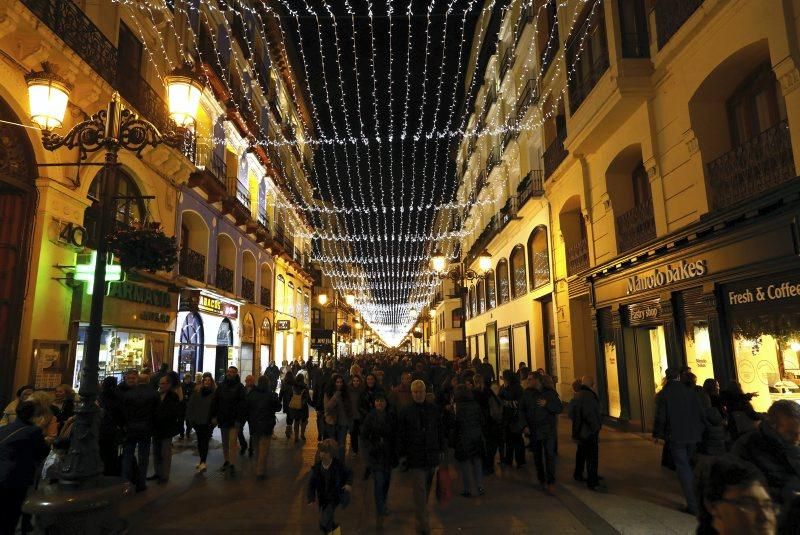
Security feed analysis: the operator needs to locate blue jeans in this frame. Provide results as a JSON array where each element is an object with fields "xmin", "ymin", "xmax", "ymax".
[
  {"xmin": 373, "ymin": 467, "xmax": 392, "ymax": 515},
  {"xmin": 669, "ymin": 442, "xmax": 697, "ymax": 511},
  {"xmin": 122, "ymin": 436, "xmax": 151, "ymax": 490}
]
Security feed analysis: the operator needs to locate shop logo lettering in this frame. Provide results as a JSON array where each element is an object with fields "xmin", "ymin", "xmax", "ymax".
[
  {"xmin": 728, "ymin": 282, "xmax": 800, "ymax": 305},
  {"xmin": 107, "ymin": 281, "xmax": 171, "ymax": 309},
  {"xmin": 626, "ymin": 260, "xmax": 707, "ymax": 295},
  {"xmin": 629, "ymin": 306, "xmax": 659, "ymax": 322}
]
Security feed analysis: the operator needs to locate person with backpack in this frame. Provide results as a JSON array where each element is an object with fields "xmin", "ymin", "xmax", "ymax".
[{"xmin": 286, "ymin": 375, "xmax": 311, "ymax": 443}]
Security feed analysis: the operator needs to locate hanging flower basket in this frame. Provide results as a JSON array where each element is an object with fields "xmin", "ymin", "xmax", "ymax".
[
  {"xmin": 107, "ymin": 222, "xmax": 178, "ymax": 273},
  {"xmin": 337, "ymin": 323, "xmax": 352, "ymax": 336}
]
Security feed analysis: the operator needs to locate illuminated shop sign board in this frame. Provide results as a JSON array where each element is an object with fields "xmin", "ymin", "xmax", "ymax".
[
  {"xmin": 626, "ymin": 259, "xmax": 707, "ymax": 295},
  {"xmin": 179, "ymin": 289, "xmax": 239, "ymax": 319},
  {"xmin": 727, "ymin": 277, "xmax": 800, "ymax": 306},
  {"xmin": 107, "ymin": 281, "xmax": 172, "ymax": 309},
  {"xmin": 198, "ymin": 295, "xmax": 239, "ymax": 319},
  {"xmin": 76, "ymin": 252, "xmax": 122, "ymax": 294},
  {"xmin": 627, "ymin": 299, "xmax": 660, "ymax": 325},
  {"xmin": 276, "ymin": 320, "xmax": 291, "ymax": 331}
]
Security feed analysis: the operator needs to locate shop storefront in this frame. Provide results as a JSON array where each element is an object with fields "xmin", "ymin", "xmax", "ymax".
[
  {"xmin": 174, "ymin": 289, "xmax": 240, "ymax": 381},
  {"xmin": 259, "ymin": 316, "xmax": 272, "ymax": 370},
  {"xmin": 70, "ymin": 279, "xmax": 177, "ymax": 389},
  {"xmin": 589, "ymin": 182, "xmax": 800, "ymax": 430}
]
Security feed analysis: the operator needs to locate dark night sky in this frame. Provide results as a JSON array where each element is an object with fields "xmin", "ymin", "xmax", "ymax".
[{"xmin": 276, "ymin": 0, "xmax": 490, "ymax": 331}]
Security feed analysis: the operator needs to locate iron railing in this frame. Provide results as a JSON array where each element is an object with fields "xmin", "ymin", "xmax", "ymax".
[
  {"xmin": 517, "ymin": 170, "xmax": 544, "ymax": 206},
  {"xmin": 707, "ymin": 120, "xmax": 795, "ymax": 211},
  {"xmin": 227, "ymin": 176, "xmax": 251, "ymax": 211},
  {"xmin": 515, "ymin": 4, "xmax": 535, "ymax": 49},
  {"xmin": 516, "ymin": 77, "xmax": 540, "ymax": 124},
  {"xmin": 216, "ymin": 265, "xmax": 234, "ymax": 293},
  {"xmin": 615, "ymin": 198, "xmax": 656, "ymax": 253},
  {"xmin": 116, "ymin": 69, "xmax": 172, "ymax": 136},
  {"xmin": 566, "ymin": 238, "xmax": 589, "ymax": 276},
  {"xmin": 487, "ymin": 146, "xmax": 501, "ymax": 175},
  {"xmin": 543, "ymin": 129, "xmax": 568, "ymax": 179},
  {"xmin": 653, "ymin": 0, "xmax": 704, "ymax": 49},
  {"xmin": 179, "ymin": 248, "xmax": 206, "ymax": 281},
  {"xmin": 567, "ymin": 12, "xmax": 609, "ymax": 114},
  {"xmin": 500, "ymin": 45, "xmax": 514, "ymax": 80},
  {"xmin": 241, "ymin": 277, "xmax": 255, "ymax": 301},
  {"xmin": 22, "ymin": 0, "xmax": 117, "ymax": 86}
]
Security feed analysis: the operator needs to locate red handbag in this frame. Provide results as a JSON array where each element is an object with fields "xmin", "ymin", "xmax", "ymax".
[{"xmin": 436, "ymin": 466, "xmax": 453, "ymax": 505}]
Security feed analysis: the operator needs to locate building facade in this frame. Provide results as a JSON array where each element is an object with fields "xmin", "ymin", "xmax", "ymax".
[
  {"xmin": 454, "ymin": 0, "xmax": 800, "ymax": 420},
  {"xmin": 0, "ymin": 0, "xmax": 314, "ymax": 401}
]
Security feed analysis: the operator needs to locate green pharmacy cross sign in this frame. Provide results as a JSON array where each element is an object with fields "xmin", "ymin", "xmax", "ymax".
[{"xmin": 75, "ymin": 251, "xmax": 123, "ymax": 294}]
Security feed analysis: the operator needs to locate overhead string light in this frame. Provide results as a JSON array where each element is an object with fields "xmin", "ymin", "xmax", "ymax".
[{"xmin": 124, "ymin": 0, "xmax": 599, "ymax": 344}]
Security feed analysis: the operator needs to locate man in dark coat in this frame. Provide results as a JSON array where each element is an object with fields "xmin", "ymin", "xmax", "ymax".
[
  {"xmin": 212, "ymin": 366, "xmax": 247, "ymax": 476},
  {"xmin": 732, "ymin": 399, "xmax": 800, "ymax": 505},
  {"xmin": 571, "ymin": 376, "xmax": 603, "ymax": 490},
  {"xmin": 518, "ymin": 372, "xmax": 562, "ymax": 494},
  {"xmin": 653, "ymin": 367, "xmax": 706, "ymax": 514},
  {"xmin": 398, "ymin": 380, "xmax": 445, "ymax": 535},
  {"xmin": 360, "ymin": 392, "xmax": 397, "ymax": 526},
  {"xmin": 453, "ymin": 385, "xmax": 485, "ymax": 497},
  {"xmin": 0, "ymin": 401, "xmax": 50, "ymax": 534},
  {"xmin": 150, "ymin": 375, "xmax": 181, "ymax": 483},
  {"xmin": 247, "ymin": 376, "xmax": 280, "ymax": 479},
  {"xmin": 265, "ymin": 361, "xmax": 281, "ymax": 391},
  {"xmin": 121, "ymin": 371, "xmax": 159, "ymax": 492}
]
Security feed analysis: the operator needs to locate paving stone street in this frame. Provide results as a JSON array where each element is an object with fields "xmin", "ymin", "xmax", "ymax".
[{"xmin": 122, "ymin": 412, "xmax": 696, "ymax": 534}]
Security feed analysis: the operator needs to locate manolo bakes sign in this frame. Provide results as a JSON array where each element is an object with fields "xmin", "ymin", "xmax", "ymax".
[{"xmin": 626, "ymin": 259, "xmax": 708, "ymax": 295}]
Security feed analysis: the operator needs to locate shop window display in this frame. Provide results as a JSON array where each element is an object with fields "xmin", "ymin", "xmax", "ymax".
[
  {"xmin": 603, "ymin": 341, "xmax": 622, "ymax": 418},
  {"xmin": 73, "ymin": 326, "xmax": 167, "ymax": 389},
  {"xmin": 684, "ymin": 321, "xmax": 716, "ymax": 386},
  {"xmin": 730, "ymin": 317, "xmax": 800, "ymax": 412}
]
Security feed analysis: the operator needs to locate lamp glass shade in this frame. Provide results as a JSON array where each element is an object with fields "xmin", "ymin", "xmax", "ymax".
[
  {"xmin": 165, "ymin": 72, "xmax": 203, "ymax": 128},
  {"xmin": 345, "ymin": 294, "xmax": 356, "ymax": 306},
  {"xmin": 318, "ymin": 294, "xmax": 329, "ymax": 305},
  {"xmin": 478, "ymin": 252, "xmax": 492, "ymax": 274},
  {"xmin": 429, "ymin": 310, "xmax": 436, "ymax": 319},
  {"xmin": 27, "ymin": 76, "xmax": 69, "ymax": 131},
  {"xmin": 431, "ymin": 254, "xmax": 447, "ymax": 273}
]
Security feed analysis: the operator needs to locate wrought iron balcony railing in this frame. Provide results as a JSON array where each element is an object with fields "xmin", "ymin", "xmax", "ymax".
[
  {"xmin": 653, "ymin": 0, "xmax": 704, "ymax": 50},
  {"xmin": 540, "ymin": 38, "xmax": 559, "ymax": 77},
  {"xmin": 567, "ymin": 15, "xmax": 610, "ymax": 114},
  {"xmin": 22, "ymin": 0, "xmax": 117, "ymax": 86},
  {"xmin": 516, "ymin": 77, "xmax": 540, "ymax": 124},
  {"xmin": 517, "ymin": 170, "xmax": 544, "ymax": 206},
  {"xmin": 543, "ymin": 129, "xmax": 568, "ymax": 179},
  {"xmin": 241, "ymin": 277, "xmax": 255, "ymax": 301},
  {"xmin": 226, "ymin": 176, "xmax": 251, "ymax": 211},
  {"xmin": 566, "ymin": 238, "xmax": 589, "ymax": 276},
  {"xmin": 500, "ymin": 46, "xmax": 514, "ymax": 80},
  {"xmin": 116, "ymin": 69, "xmax": 172, "ymax": 136},
  {"xmin": 707, "ymin": 120, "xmax": 795, "ymax": 211},
  {"xmin": 486, "ymin": 146, "xmax": 501, "ymax": 175},
  {"xmin": 216, "ymin": 265, "xmax": 234, "ymax": 293},
  {"xmin": 615, "ymin": 198, "xmax": 656, "ymax": 254},
  {"xmin": 515, "ymin": 4, "xmax": 535, "ymax": 48},
  {"xmin": 179, "ymin": 248, "xmax": 206, "ymax": 282}
]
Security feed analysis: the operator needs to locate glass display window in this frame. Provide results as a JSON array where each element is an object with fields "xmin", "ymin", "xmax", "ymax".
[
  {"xmin": 684, "ymin": 321, "xmax": 716, "ymax": 386},
  {"xmin": 731, "ymin": 327, "xmax": 800, "ymax": 412},
  {"xmin": 603, "ymin": 341, "xmax": 622, "ymax": 418},
  {"xmin": 498, "ymin": 327, "xmax": 511, "ymax": 372},
  {"xmin": 73, "ymin": 325, "xmax": 168, "ymax": 389}
]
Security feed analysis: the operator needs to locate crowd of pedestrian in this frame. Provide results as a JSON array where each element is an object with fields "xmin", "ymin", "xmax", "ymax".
[
  {"xmin": 652, "ymin": 366, "xmax": 800, "ymax": 535},
  {"xmin": 1, "ymin": 353, "xmax": 798, "ymax": 534}
]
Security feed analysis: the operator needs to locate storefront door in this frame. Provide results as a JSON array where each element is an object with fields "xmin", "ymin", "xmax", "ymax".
[
  {"xmin": 622, "ymin": 325, "xmax": 668, "ymax": 432},
  {"xmin": 216, "ymin": 318, "xmax": 233, "ymax": 381},
  {"xmin": 178, "ymin": 312, "xmax": 204, "ymax": 377}
]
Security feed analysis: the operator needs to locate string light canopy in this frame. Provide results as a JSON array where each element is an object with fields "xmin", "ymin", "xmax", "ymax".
[{"xmin": 125, "ymin": 0, "xmax": 600, "ymax": 346}]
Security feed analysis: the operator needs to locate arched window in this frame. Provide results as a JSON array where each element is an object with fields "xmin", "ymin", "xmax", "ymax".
[
  {"xmin": 496, "ymin": 259, "xmax": 510, "ymax": 305},
  {"xmin": 510, "ymin": 245, "xmax": 527, "ymax": 298},
  {"xmin": 476, "ymin": 279, "xmax": 485, "ymax": 314},
  {"xmin": 86, "ymin": 169, "xmax": 145, "ymax": 232},
  {"xmin": 528, "ymin": 226, "xmax": 550, "ymax": 289},
  {"xmin": 485, "ymin": 271, "xmax": 496, "ymax": 309},
  {"xmin": 276, "ymin": 275, "xmax": 285, "ymax": 313}
]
